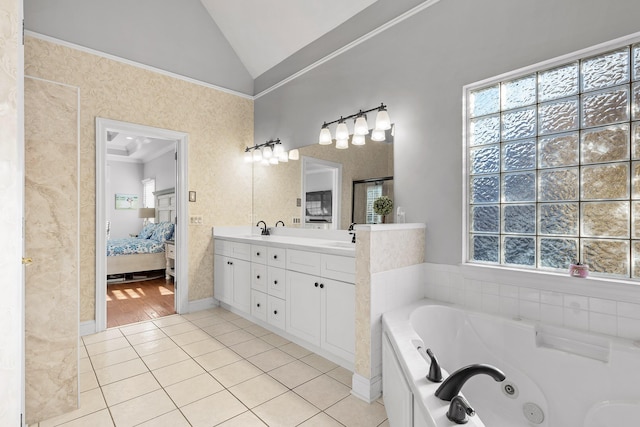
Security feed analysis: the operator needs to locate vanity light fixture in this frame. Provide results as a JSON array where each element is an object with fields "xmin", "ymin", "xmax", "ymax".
[
  {"xmin": 318, "ymin": 103, "xmax": 391, "ymax": 149},
  {"xmin": 244, "ymin": 139, "xmax": 299, "ymax": 165}
]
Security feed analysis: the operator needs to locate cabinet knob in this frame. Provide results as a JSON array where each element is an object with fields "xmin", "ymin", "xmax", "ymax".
[
  {"xmin": 229, "ymin": 261, "xmax": 233, "ymax": 265},
  {"xmin": 257, "ymin": 275, "xmax": 261, "ymax": 279},
  {"xmin": 256, "ymin": 252, "xmax": 260, "ymax": 256},
  {"xmin": 314, "ymin": 282, "xmax": 319, "ymax": 287},
  {"xmin": 320, "ymin": 283, "xmax": 324, "ymax": 289},
  {"xmin": 257, "ymin": 303, "xmax": 261, "ymax": 307},
  {"xmin": 273, "ymin": 310, "xmax": 278, "ymax": 315},
  {"xmin": 274, "ymin": 280, "xmax": 278, "ymax": 285},
  {"xmin": 273, "ymin": 255, "xmax": 278, "ymax": 259}
]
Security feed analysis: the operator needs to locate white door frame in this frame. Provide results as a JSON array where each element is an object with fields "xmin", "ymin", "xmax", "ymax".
[
  {"xmin": 95, "ymin": 118, "xmax": 189, "ymax": 332},
  {"xmin": 301, "ymin": 156, "xmax": 342, "ymax": 229}
]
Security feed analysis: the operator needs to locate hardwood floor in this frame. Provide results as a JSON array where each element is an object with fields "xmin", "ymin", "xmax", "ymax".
[{"xmin": 106, "ymin": 277, "xmax": 175, "ymax": 327}]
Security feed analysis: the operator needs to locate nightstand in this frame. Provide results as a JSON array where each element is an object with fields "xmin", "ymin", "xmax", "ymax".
[{"xmin": 165, "ymin": 240, "xmax": 175, "ymax": 280}]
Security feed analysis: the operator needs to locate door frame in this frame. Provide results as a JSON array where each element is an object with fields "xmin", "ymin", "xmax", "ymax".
[
  {"xmin": 301, "ymin": 156, "xmax": 342, "ymax": 229},
  {"xmin": 95, "ymin": 118, "xmax": 189, "ymax": 331}
]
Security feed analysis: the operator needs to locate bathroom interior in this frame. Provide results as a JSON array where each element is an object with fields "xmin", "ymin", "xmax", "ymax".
[{"xmin": 4, "ymin": 0, "xmax": 640, "ymax": 426}]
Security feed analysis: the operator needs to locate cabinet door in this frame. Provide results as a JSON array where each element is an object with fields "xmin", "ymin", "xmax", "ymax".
[
  {"xmin": 267, "ymin": 267, "xmax": 286, "ymax": 299},
  {"xmin": 286, "ymin": 271, "xmax": 321, "ymax": 345},
  {"xmin": 321, "ymin": 278, "xmax": 355, "ymax": 361},
  {"xmin": 251, "ymin": 290, "xmax": 268, "ymax": 322},
  {"xmin": 267, "ymin": 296, "xmax": 286, "ymax": 330},
  {"xmin": 252, "ymin": 263, "xmax": 267, "ymax": 293},
  {"xmin": 214, "ymin": 254, "xmax": 231, "ymax": 304},
  {"xmin": 230, "ymin": 258, "xmax": 251, "ymax": 313}
]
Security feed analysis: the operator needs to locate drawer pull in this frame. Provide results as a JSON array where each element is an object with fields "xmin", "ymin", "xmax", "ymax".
[
  {"xmin": 273, "ymin": 280, "xmax": 278, "ymax": 285},
  {"xmin": 257, "ymin": 275, "xmax": 261, "ymax": 279},
  {"xmin": 320, "ymin": 283, "xmax": 324, "ymax": 289},
  {"xmin": 257, "ymin": 303, "xmax": 261, "ymax": 307},
  {"xmin": 273, "ymin": 255, "xmax": 278, "ymax": 259},
  {"xmin": 273, "ymin": 310, "xmax": 278, "ymax": 315},
  {"xmin": 256, "ymin": 252, "xmax": 261, "ymax": 256},
  {"xmin": 314, "ymin": 282, "xmax": 319, "ymax": 287}
]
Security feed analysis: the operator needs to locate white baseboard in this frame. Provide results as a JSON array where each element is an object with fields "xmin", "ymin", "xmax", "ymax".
[
  {"xmin": 351, "ymin": 373, "xmax": 382, "ymax": 403},
  {"xmin": 80, "ymin": 320, "xmax": 96, "ymax": 337},
  {"xmin": 188, "ymin": 297, "xmax": 217, "ymax": 313}
]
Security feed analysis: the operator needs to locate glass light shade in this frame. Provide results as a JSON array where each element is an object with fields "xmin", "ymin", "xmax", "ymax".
[
  {"xmin": 253, "ymin": 149, "xmax": 263, "ymax": 162},
  {"xmin": 371, "ymin": 128, "xmax": 386, "ymax": 141},
  {"xmin": 273, "ymin": 144, "xmax": 284, "ymax": 156},
  {"xmin": 261, "ymin": 158, "xmax": 270, "ymax": 166},
  {"xmin": 244, "ymin": 151, "xmax": 253, "ymax": 162},
  {"xmin": 278, "ymin": 151, "xmax": 289, "ymax": 162},
  {"xmin": 262, "ymin": 146, "xmax": 273, "ymax": 158},
  {"xmin": 354, "ymin": 116, "xmax": 369, "ymax": 135},
  {"xmin": 375, "ymin": 109, "xmax": 391, "ymax": 130},
  {"xmin": 351, "ymin": 134, "xmax": 366, "ymax": 145},
  {"xmin": 336, "ymin": 138, "xmax": 349, "ymax": 149},
  {"xmin": 335, "ymin": 122, "xmax": 349, "ymax": 140},
  {"xmin": 269, "ymin": 156, "xmax": 279, "ymax": 165},
  {"xmin": 319, "ymin": 127, "xmax": 333, "ymax": 145},
  {"xmin": 288, "ymin": 149, "xmax": 300, "ymax": 160}
]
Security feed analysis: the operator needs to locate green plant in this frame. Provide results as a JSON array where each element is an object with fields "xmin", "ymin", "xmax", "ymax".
[{"xmin": 373, "ymin": 196, "xmax": 393, "ymax": 216}]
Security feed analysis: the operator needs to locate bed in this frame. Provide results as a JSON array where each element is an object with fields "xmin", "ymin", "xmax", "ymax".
[{"xmin": 106, "ymin": 221, "xmax": 174, "ymax": 276}]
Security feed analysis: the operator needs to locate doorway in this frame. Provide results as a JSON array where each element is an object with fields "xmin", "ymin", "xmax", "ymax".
[
  {"xmin": 96, "ymin": 118, "xmax": 189, "ymax": 332},
  {"xmin": 302, "ymin": 156, "xmax": 342, "ymax": 229}
]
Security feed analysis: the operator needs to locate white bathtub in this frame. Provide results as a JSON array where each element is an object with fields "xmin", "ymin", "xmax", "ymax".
[{"xmin": 382, "ymin": 299, "xmax": 640, "ymax": 427}]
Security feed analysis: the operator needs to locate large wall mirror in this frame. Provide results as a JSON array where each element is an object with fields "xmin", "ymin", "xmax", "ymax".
[{"xmin": 252, "ymin": 131, "xmax": 394, "ymax": 230}]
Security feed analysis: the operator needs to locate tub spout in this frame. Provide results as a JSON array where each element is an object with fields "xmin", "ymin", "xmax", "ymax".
[{"xmin": 435, "ymin": 364, "xmax": 506, "ymax": 401}]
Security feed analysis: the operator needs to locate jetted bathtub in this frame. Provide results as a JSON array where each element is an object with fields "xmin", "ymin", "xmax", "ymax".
[{"xmin": 382, "ymin": 299, "xmax": 640, "ymax": 427}]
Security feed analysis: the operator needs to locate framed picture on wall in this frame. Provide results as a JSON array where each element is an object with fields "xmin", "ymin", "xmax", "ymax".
[{"xmin": 115, "ymin": 194, "xmax": 139, "ymax": 210}]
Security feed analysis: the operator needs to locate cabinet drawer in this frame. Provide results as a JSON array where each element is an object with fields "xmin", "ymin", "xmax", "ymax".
[
  {"xmin": 268, "ymin": 296, "xmax": 286, "ymax": 330},
  {"xmin": 251, "ymin": 263, "xmax": 267, "ymax": 292},
  {"xmin": 267, "ymin": 267, "xmax": 286, "ymax": 299},
  {"xmin": 252, "ymin": 245, "xmax": 268, "ymax": 264},
  {"xmin": 251, "ymin": 290, "xmax": 267, "ymax": 322},
  {"xmin": 165, "ymin": 243, "xmax": 175, "ymax": 258},
  {"xmin": 214, "ymin": 239, "xmax": 251, "ymax": 261},
  {"xmin": 268, "ymin": 247, "xmax": 286, "ymax": 268},
  {"xmin": 321, "ymin": 254, "xmax": 355, "ymax": 283},
  {"xmin": 286, "ymin": 249, "xmax": 321, "ymax": 275}
]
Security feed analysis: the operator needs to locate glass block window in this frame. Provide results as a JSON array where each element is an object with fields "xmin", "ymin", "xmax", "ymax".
[{"xmin": 466, "ymin": 42, "xmax": 640, "ymax": 279}]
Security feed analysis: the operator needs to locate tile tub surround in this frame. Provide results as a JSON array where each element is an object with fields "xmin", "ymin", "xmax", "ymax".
[
  {"xmin": 29, "ymin": 307, "xmax": 389, "ymax": 427},
  {"xmin": 424, "ymin": 263, "xmax": 640, "ymax": 341}
]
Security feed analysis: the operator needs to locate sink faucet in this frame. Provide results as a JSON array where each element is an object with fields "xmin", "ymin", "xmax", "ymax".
[
  {"xmin": 256, "ymin": 220, "xmax": 270, "ymax": 236},
  {"xmin": 435, "ymin": 364, "xmax": 505, "ymax": 401},
  {"xmin": 348, "ymin": 222, "xmax": 356, "ymax": 243},
  {"xmin": 275, "ymin": 220, "xmax": 285, "ymax": 227}
]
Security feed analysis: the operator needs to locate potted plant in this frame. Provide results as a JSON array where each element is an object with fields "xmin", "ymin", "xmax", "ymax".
[{"xmin": 373, "ymin": 196, "xmax": 393, "ymax": 223}]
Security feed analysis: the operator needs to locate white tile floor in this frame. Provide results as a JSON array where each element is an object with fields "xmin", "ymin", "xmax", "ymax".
[{"xmin": 30, "ymin": 307, "xmax": 389, "ymax": 427}]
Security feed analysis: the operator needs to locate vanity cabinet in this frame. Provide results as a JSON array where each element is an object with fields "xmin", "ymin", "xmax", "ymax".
[
  {"xmin": 214, "ymin": 240, "xmax": 251, "ymax": 312},
  {"xmin": 286, "ymin": 249, "xmax": 355, "ymax": 361},
  {"xmin": 250, "ymin": 244, "xmax": 287, "ymax": 330}
]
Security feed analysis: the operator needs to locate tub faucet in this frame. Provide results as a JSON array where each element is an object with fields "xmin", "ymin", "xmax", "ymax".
[
  {"xmin": 348, "ymin": 222, "xmax": 356, "ymax": 243},
  {"xmin": 275, "ymin": 220, "xmax": 285, "ymax": 227},
  {"xmin": 435, "ymin": 364, "xmax": 506, "ymax": 401},
  {"xmin": 256, "ymin": 220, "xmax": 270, "ymax": 236},
  {"xmin": 426, "ymin": 348, "xmax": 442, "ymax": 382},
  {"xmin": 447, "ymin": 395, "xmax": 475, "ymax": 424}
]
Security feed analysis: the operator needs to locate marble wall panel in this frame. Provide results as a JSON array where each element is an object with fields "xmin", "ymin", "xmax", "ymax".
[
  {"xmin": 24, "ymin": 77, "xmax": 79, "ymax": 423},
  {"xmin": 25, "ymin": 36, "xmax": 254, "ymax": 321}
]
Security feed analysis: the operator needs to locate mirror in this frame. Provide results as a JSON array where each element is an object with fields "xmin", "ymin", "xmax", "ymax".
[
  {"xmin": 252, "ymin": 133, "xmax": 393, "ymax": 229},
  {"xmin": 352, "ymin": 176, "xmax": 394, "ymax": 224}
]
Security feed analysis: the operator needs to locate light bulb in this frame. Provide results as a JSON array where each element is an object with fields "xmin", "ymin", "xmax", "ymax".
[
  {"xmin": 351, "ymin": 134, "xmax": 366, "ymax": 145},
  {"xmin": 262, "ymin": 146, "xmax": 273, "ymax": 158},
  {"xmin": 253, "ymin": 149, "xmax": 262, "ymax": 162},
  {"xmin": 270, "ymin": 156, "xmax": 279, "ymax": 165},
  {"xmin": 375, "ymin": 108, "xmax": 391, "ymax": 130},
  {"xmin": 371, "ymin": 128, "xmax": 386, "ymax": 141},
  {"xmin": 354, "ymin": 116, "xmax": 369, "ymax": 135},
  {"xmin": 319, "ymin": 127, "xmax": 332, "ymax": 145},
  {"xmin": 244, "ymin": 151, "xmax": 253, "ymax": 162},
  {"xmin": 279, "ymin": 151, "xmax": 289, "ymax": 162},
  {"xmin": 336, "ymin": 138, "xmax": 349, "ymax": 149},
  {"xmin": 273, "ymin": 144, "xmax": 284, "ymax": 156},
  {"xmin": 288, "ymin": 149, "xmax": 300, "ymax": 160},
  {"xmin": 335, "ymin": 121, "xmax": 349, "ymax": 140},
  {"xmin": 261, "ymin": 158, "xmax": 270, "ymax": 166}
]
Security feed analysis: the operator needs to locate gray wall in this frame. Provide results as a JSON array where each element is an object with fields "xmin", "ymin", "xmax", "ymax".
[
  {"xmin": 107, "ymin": 161, "xmax": 143, "ymax": 239},
  {"xmin": 254, "ymin": 0, "xmax": 640, "ymax": 265},
  {"xmin": 144, "ymin": 149, "xmax": 176, "ymax": 193},
  {"xmin": 24, "ymin": 0, "xmax": 254, "ymax": 94}
]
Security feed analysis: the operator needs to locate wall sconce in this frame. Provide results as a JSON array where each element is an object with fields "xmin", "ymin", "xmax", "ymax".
[
  {"xmin": 319, "ymin": 103, "xmax": 392, "ymax": 148},
  {"xmin": 244, "ymin": 139, "xmax": 299, "ymax": 166}
]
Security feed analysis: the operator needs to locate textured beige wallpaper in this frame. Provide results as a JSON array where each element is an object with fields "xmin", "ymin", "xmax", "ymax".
[
  {"xmin": 253, "ymin": 140, "xmax": 393, "ymax": 229},
  {"xmin": 25, "ymin": 36, "xmax": 254, "ymax": 321}
]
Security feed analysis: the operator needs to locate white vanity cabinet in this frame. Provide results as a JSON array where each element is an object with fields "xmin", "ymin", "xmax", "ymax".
[
  {"xmin": 214, "ymin": 240, "xmax": 251, "ymax": 312},
  {"xmin": 286, "ymin": 249, "xmax": 355, "ymax": 361}
]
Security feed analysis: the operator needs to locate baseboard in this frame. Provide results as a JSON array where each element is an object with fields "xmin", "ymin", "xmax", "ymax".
[
  {"xmin": 188, "ymin": 297, "xmax": 216, "ymax": 313},
  {"xmin": 79, "ymin": 320, "xmax": 96, "ymax": 337},
  {"xmin": 351, "ymin": 373, "xmax": 382, "ymax": 403}
]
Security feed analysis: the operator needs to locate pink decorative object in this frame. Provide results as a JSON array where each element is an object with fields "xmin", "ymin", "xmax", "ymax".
[{"xmin": 569, "ymin": 263, "xmax": 589, "ymax": 278}]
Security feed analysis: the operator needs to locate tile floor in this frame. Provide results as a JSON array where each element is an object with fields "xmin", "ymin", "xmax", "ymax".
[{"xmin": 30, "ymin": 307, "xmax": 389, "ymax": 427}]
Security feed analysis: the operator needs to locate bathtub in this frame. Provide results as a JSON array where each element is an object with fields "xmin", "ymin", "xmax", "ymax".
[{"xmin": 382, "ymin": 299, "xmax": 640, "ymax": 427}]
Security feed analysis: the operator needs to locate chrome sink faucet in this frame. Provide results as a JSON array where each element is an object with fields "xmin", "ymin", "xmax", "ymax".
[
  {"xmin": 435, "ymin": 364, "xmax": 506, "ymax": 424},
  {"xmin": 256, "ymin": 220, "xmax": 270, "ymax": 236}
]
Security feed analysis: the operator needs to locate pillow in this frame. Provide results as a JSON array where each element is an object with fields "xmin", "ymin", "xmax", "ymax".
[
  {"xmin": 150, "ymin": 222, "xmax": 175, "ymax": 242},
  {"xmin": 138, "ymin": 223, "xmax": 157, "ymax": 239}
]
